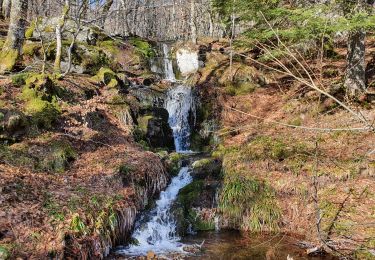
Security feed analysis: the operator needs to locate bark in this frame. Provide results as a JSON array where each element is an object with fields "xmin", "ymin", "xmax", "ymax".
[
  {"xmin": 120, "ymin": 0, "xmax": 130, "ymax": 36},
  {"xmin": 101, "ymin": 0, "xmax": 113, "ymax": 29},
  {"xmin": 190, "ymin": 0, "xmax": 197, "ymax": 44},
  {"xmin": 344, "ymin": 30, "xmax": 366, "ymax": 96},
  {"xmin": 0, "ymin": 0, "xmax": 28, "ymax": 73},
  {"xmin": 2, "ymin": 0, "xmax": 11, "ymax": 18},
  {"xmin": 54, "ymin": 0, "xmax": 70, "ymax": 73}
]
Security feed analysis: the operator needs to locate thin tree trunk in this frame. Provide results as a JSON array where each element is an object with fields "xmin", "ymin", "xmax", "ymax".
[
  {"xmin": 120, "ymin": 0, "xmax": 130, "ymax": 36},
  {"xmin": 2, "ymin": 0, "xmax": 11, "ymax": 19},
  {"xmin": 0, "ymin": 0, "xmax": 28, "ymax": 73},
  {"xmin": 190, "ymin": 0, "xmax": 197, "ymax": 44},
  {"xmin": 54, "ymin": 0, "xmax": 70, "ymax": 73},
  {"xmin": 344, "ymin": 30, "xmax": 366, "ymax": 96},
  {"xmin": 101, "ymin": 0, "xmax": 113, "ymax": 29}
]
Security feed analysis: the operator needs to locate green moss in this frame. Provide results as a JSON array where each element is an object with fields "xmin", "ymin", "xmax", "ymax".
[
  {"xmin": 188, "ymin": 209, "xmax": 215, "ymax": 231},
  {"xmin": 38, "ymin": 140, "xmax": 76, "ymax": 173},
  {"xmin": 91, "ymin": 67, "xmax": 120, "ymax": 88},
  {"xmin": 0, "ymin": 144, "xmax": 35, "ymax": 168},
  {"xmin": 24, "ymin": 97, "xmax": 60, "ymax": 129},
  {"xmin": 0, "ymin": 49, "xmax": 19, "ymax": 73},
  {"xmin": 287, "ymin": 117, "xmax": 302, "ymax": 127},
  {"xmin": 119, "ymin": 164, "xmax": 133, "ymax": 176},
  {"xmin": 224, "ymin": 82, "xmax": 257, "ymax": 96},
  {"xmin": 192, "ymin": 158, "xmax": 212, "ymax": 169},
  {"xmin": 129, "ymin": 38, "xmax": 156, "ymax": 58},
  {"xmin": 21, "ymin": 73, "xmax": 64, "ymax": 101},
  {"xmin": 25, "ymin": 21, "xmax": 36, "ymax": 39},
  {"xmin": 138, "ymin": 115, "xmax": 153, "ymax": 133},
  {"xmin": 0, "ymin": 245, "xmax": 10, "ymax": 260},
  {"xmin": 166, "ymin": 152, "xmax": 183, "ymax": 176},
  {"xmin": 0, "ymin": 112, "xmax": 4, "ymax": 121},
  {"xmin": 0, "ymin": 40, "xmax": 5, "ymax": 49},
  {"xmin": 178, "ymin": 180, "xmax": 204, "ymax": 207},
  {"xmin": 99, "ymin": 40, "xmax": 120, "ymax": 56},
  {"xmin": 11, "ymin": 73, "xmax": 29, "ymax": 87},
  {"xmin": 81, "ymin": 50, "xmax": 110, "ymax": 75},
  {"xmin": 22, "ymin": 42, "xmax": 40, "ymax": 56}
]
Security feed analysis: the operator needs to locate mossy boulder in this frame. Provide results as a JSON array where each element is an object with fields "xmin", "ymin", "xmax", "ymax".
[
  {"xmin": 11, "ymin": 73, "xmax": 30, "ymax": 87},
  {"xmin": 0, "ymin": 109, "xmax": 29, "ymax": 141},
  {"xmin": 34, "ymin": 140, "xmax": 76, "ymax": 173},
  {"xmin": 24, "ymin": 97, "xmax": 60, "ymax": 129},
  {"xmin": 23, "ymin": 73, "xmax": 64, "ymax": 100},
  {"xmin": 173, "ymin": 180, "xmax": 218, "ymax": 234},
  {"xmin": 0, "ymin": 48, "xmax": 19, "ymax": 74},
  {"xmin": 91, "ymin": 67, "xmax": 128, "ymax": 91},
  {"xmin": 165, "ymin": 152, "xmax": 183, "ymax": 176},
  {"xmin": 191, "ymin": 157, "xmax": 222, "ymax": 179},
  {"xmin": 25, "ymin": 21, "xmax": 36, "ymax": 39},
  {"xmin": 136, "ymin": 108, "xmax": 174, "ymax": 151}
]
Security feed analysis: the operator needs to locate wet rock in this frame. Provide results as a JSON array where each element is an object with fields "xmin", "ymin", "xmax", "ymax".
[
  {"xmin": 191, "ymin": 158, "xmax": 222, "ymax": 179},
  {"xmin": 136, "ymin": 106, "xmax": 174, "ymax": 151}
]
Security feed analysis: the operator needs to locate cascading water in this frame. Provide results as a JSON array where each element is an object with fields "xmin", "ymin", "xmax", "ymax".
[
  {"xmin": 118, "ymin": 167, "xmax": 192, "ymax": 255},
  {"xmin": 117, "ymin": 43, "xmax": 196, "ymax": 257},
  {"xmin": 165, "ymin": 85, "xmax": 195, "ymax": 152},
  {"xmin": 162, "ymin": 43, "xmax": 176, "ymax": 81}
]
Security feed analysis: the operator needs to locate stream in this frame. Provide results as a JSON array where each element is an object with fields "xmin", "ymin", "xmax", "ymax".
[{"xmin": 113, "ymin": 43, "xmax": 335, "ymax": 260}]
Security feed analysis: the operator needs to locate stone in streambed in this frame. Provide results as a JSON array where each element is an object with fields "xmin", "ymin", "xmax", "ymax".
[{"xmin": 191, "ymin": 157, "xmax": 222, "ymax": 179}]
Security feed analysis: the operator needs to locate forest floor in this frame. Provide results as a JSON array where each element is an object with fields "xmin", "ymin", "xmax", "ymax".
[
  {"xmin": 196, "ymin": 37, "xmax": 375, "ymax": 258},
  {"xmin": 0, "ymin": 73, "xmax": 170, "ymax": 258}
]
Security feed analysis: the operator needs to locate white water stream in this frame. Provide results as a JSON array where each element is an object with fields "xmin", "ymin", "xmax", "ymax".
[
  {"xmin": 117, "ymin": 43, "xmax": 196, "ymax": 256},
  {"xmin": 119, "ymin": 167, "xmax": 192, "ymax": 255}
]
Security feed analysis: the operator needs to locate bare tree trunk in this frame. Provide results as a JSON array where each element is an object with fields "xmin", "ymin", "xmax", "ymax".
[
  {"xmin": 54, "ymin": 0, "xmax": 70, "ymax": 73},
  {"xmin": 131, "ymin": 0, "xmax": 139, "ymax": 35},
  {"xmin": 101, "ymin": 0, "xmax": 113, "ymax": 29},
  {"xmin": 0, "ymin": 0, "xmax": 28, "ymax": 73},
  {"xmin": 120, "ymin": 0, "xmax": 130, "ymax": 36},
  {"xmin": 344, "ymin": 30, "xmax": 366, "ymax": 96},
  {"xmin": 190, "ymin": 0, "xmax": 197, "ymax": 44},
  {"xmin": 2, "ymin": 0, "xmax": 11, "ymax": 19}
]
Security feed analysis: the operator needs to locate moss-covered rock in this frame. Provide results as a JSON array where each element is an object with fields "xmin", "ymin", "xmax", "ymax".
[
  {"xmin": 165, "ymin": 152, "xmax": 183, "ymax": 176},
  {"xmin": 191, "ymin": 157, "xmax": 222, "ymax": 179},
  {"xmin": 0, "ymin": 48, "xmax": 19, "ymax": 74},
  {"xmin": 36, "ymin": 140, "xmax": 76, "ymax": 173},
  {"xmin": 0, "ymin": 109, "xmax": 29, "ymax": 141},
  {"xmin": 135, "ymin": 108, "xmax": 174, "ymax": 151},
  {"xmin": 25, "ymin": 21, "xmax": 36, "ymax": 39},
  {"xmin": 91, "ymin": 67, "xmax": 128, "ymax": 90},
  {"xmin": 24, "ymin": 97, "xmax": 60, "ymax": 129},
  {"xmin": 11, "ymin": 72, "xmax": 29, "ymax": 87}
]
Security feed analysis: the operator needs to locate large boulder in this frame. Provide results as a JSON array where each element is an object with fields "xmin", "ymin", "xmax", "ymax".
[{"xmin": 137, "ymin": 107, "xmax": 174, "ymax": 151}]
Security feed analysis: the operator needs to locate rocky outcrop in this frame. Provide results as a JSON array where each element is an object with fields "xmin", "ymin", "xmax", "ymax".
[{"xmin": 137, "ymin": 107, "xmax": 174, "ymax": 151}]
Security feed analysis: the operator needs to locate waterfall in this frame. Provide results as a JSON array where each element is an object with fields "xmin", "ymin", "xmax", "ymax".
[
  {"xmin": 117, "ymin": 43, "xmax": 197, "ymax": 257},
  {"xmin": 162, "ymin": 43, "xmax": 176, "ymax": 81},
  {"xmin": 117, "ymin": 167, "xmax": 193, "ymax": 255},
  {"xmin": 165, "ymin": 85, "xmax": 195, "ymax": 152}
]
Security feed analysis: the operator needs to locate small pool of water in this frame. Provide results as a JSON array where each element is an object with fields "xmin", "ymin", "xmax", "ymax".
[
  {"xmin": 111, "ymin": 231, "xmax": 337, "ymax": 259},
  {"xmin": 182, "ymin": 231, "xmax": 336, "ymax": 260}
]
